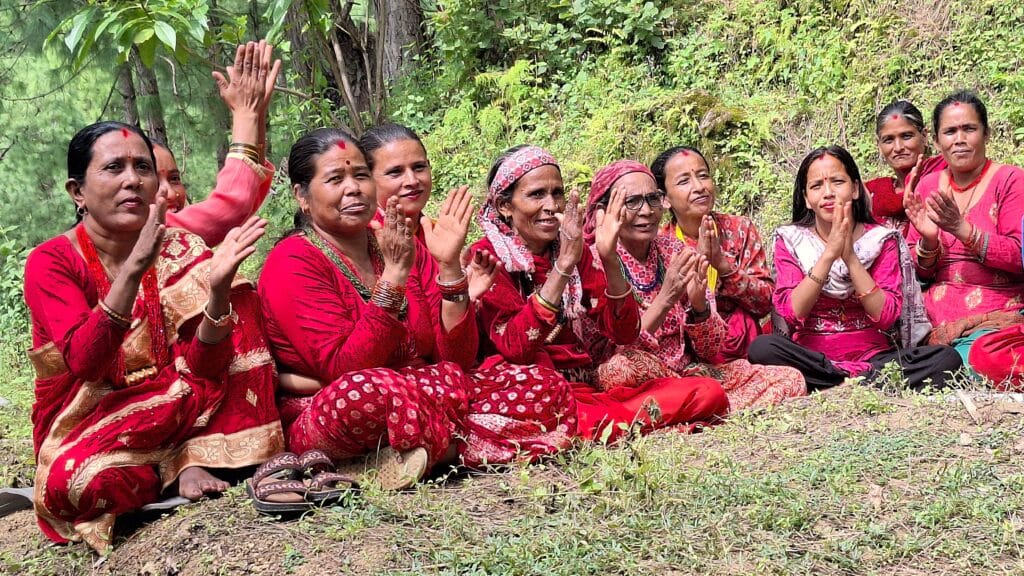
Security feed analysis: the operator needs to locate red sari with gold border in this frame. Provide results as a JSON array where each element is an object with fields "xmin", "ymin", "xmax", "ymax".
[{"xmin": 23, "ymin": 228, "xmax": 282, "ymax": 552}]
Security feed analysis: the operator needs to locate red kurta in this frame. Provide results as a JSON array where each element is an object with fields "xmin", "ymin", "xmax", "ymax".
[
  {"xmin": 259, "ymin": 234, "xmax": 574, "ymax": 468},
  {"xmin": 24, "ymin": 228, "xmax": 282, "ymax": 552},
  {"xmin": 471, "ymin": 238, "xmax": 728, "ymax": 441}
]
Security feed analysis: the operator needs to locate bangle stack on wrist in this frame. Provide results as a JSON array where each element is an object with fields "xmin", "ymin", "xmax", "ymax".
[
  {"xmin": 604, "ymin": 286, "xmax": 633, "ymax": 300},
  {"xmin": 915, "ymin": 240, "xmax": 941, "ymax": 267},
  {"xmin": 437, "ymin": 273, "xmax": 470, "ymax": 303},
  {"xmin": 534, "ymin": 291, "xmax": 562, "ymax": 312},
  {"xmin": 99, "ymin": 300, "xmax": 132, "ymax": 328},
  {"xmin": 227, "ymin": 141, "xmax": 263, "ymax": 164},
  {"xmin": 372, "ymin": 279, "xmax": 408, "ymax": 315}
]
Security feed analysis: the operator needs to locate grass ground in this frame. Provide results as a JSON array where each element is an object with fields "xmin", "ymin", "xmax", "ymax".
[{"xmin": 1, "ymin": 350, "xmax": 1023, "ymax": 575}]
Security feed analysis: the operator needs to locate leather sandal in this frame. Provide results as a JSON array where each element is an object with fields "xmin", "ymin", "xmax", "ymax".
[
  {"xmin": 298, "ymin": 449, "xmax": 358, "ymax": 505},
  {"xmin": 245, "ymin": 452, "xmax": 311, "ymax": 514}
]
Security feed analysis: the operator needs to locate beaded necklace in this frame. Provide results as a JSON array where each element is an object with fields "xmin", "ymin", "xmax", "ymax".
[
  {"xmin": 620, "ymin": 248, "xmax": 664, "ymax": 294},
  {"xmin": 76, "ymin": 224, "xmax": 168, "ymax": 384},
  {"xmin": 949, "ymin": 159, "xmax": 992, "ymax": 193},
  {"xmin": 305, "ymin": 227, "xmax": 408, "ymax": 318}
]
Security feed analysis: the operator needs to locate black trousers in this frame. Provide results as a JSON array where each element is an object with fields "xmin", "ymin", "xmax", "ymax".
[{"xmin": 748, "ymin": 334, "xmax": 963, "ymax": 392}]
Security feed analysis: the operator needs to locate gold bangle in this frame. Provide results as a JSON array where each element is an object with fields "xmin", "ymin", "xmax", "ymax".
[
  {"xmin": 534, "ymin": 292, "xmax": 561, "ymax": 312},
  {"xmin": 604, "ymin": 287, "xmax": 633, "ymax": 300},
  {"xmin": 203, "ymin": 302, "xmax": 237, "ymax": 328},
  {"xmin": 98, "ymin": 300, "xmax": 131, "ymax": 328}
]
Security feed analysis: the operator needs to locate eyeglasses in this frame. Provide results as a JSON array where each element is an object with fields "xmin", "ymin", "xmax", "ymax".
[{"xmin": 623, "ymin": 192, "xmax": 665, "ymax": 212}]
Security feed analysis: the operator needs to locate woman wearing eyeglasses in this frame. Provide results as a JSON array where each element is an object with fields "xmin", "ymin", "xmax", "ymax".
[
  {"xmin": 654, "ymin": 147, "xmax": 774, "ymax": 363},
  {"xmin": 582, "ymin": 160, "xmax": 806, "ymax": 412}
]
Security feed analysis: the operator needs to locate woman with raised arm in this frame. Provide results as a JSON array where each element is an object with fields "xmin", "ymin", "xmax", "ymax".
[
  {"xmin": 748, "ymin": 146, "xmax": 961, "ymax": 391},
  {"xmin": 23, "ymin": 122, "xmax": 280, "ymax": 552},
  {"xmin": 472, "ymin": 146, "xmax": 727, "ymax": 442},
  {"xmin": 654, "ymin": 147, "xmax": 773, "ymax": 362},
  {"xmin": 148, "ymin": 41, "xmax": 282, "ymax": 247},
  {"xmin": 865, "ymin": 100, "xmax": 946, "ymax": 234},
  {"xmin": 903, "ymin": 91, "xmax": 1024, "ymax": 365},
  {"xmin": 581, "ymin": 160, "xmax": 806, "ymax": 411},
  {"xmin": 259, "ymin": 130, "xmax": 574, "ymax": 490}
]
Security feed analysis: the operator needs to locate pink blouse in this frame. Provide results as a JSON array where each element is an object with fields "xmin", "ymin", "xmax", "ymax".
[{"xmin": 773, "ymin": 228, "xmax": 902, "ymax": 373}]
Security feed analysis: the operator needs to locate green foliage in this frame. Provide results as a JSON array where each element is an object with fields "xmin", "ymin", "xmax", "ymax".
[{"xmin": 45, "ymin": 0, "xmax": 213, "ymax": 69}]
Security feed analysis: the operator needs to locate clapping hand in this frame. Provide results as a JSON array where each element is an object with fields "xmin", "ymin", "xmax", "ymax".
[
  {"xmin": 209, "ymin": 216, "xmax": 267, "ymax": 292},
  {"xmin": 422, "ymin": 185, "xmax": 473, "ymax": 269},
  {"xmin": 594, "ymin": 185, "xmax": 627, "ymax": 261}
]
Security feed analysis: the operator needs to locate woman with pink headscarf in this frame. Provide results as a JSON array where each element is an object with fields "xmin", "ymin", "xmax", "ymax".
[
  {"xmin": 582, "ymin": 160, "xmax": 807, "ymax": 411},
  {"xmin": 471, "ymin": 145, "xmax": 729, "ymax": 441}
]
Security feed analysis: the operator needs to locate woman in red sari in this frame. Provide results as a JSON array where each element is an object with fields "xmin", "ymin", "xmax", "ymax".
[
  {"xmin": 472, "ymin": 146, "xmax": 727, "ymax": 442},
  {"xmin": 904, "ymin": 91, "xmax": 1024, "ymax": 366},
  {"xmin": 24, "ymin": 122, "xmax": 281, "ymax": 552},
  {"xmin": 653, "ymin": 147, "xmax": 772, "ymax": 362},
  {"xmin": 581, "ymin": 160, "xmax": 806, "ymax": 411},
  {"xmin": 865, "ymin": 100, "xmax": 947, "ymax": 234},
  {"xmin": 259, "ymin": 129, "xmax": 574, "ymax": 478}
]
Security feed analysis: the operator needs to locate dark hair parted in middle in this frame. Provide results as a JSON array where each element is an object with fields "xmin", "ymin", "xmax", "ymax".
[
  {"xmin": 649, "ymin": 146, "xmax": 710, "ymax": 192},
  {"xmin": 286, "ymin": 127, "xmax": 361, "ymax": 229},
  {"xmin": 875, "ymin": 100, "xmax": 926, "ymax": 135},
  {"xmin": 791, "ymin": 145, "xmax": 874, "ymax": 227},
  {"xmin": 932, "ymin": 90, "xmax": 989, "ymax": 136},
  {"xmin": 67, "ymin": 121, "xmax": 155, "ymax": 184},
  {"xmin": 359, "ymin": 123, "xmax": 425, "ymax": 167}
]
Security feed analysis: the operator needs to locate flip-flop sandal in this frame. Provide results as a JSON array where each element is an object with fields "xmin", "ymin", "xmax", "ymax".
[
  {"xmin": 298, "ymin": 449, "xmax": 358, "ymax": 505},
  {"xmin": 307, "ymin": 471, "xmax": 358, "ymax": 505},
  {"xmin": 246, "ymin": 452, "xmax": 311, "ymax": 515},
  {"xmin": 335, "ymin": 446, "xmax": 429, "ymax": 491}
]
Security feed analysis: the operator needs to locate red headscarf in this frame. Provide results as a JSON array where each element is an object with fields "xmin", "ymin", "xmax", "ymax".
[{"xmin": 583, "ymin": 159, "xmax": 656, "ymax": 243}]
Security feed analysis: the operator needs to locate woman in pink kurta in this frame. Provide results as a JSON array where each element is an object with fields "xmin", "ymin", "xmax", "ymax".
[
  {"xmin": 904, "ymin": 91, "xmax": 1024, "ymax": 364},
  {"xmin": 749, "ymin": 146, "xmax": 961, "ymax": 391},
  {"xmin": 653, "ymin": 147, "xmax": 773, "ymax": 362},
  {"xmin": 260, "ymin": 129, "xmax": 574, "ymax": 475},
  {"xmin": 580, "ymin": 160, "xmax": 806, "ymax": 411}
]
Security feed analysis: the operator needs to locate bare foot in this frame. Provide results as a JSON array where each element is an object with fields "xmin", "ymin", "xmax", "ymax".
[{"xmin": 178, "ymin": 466, "xmax": 230, "ymax": 501}]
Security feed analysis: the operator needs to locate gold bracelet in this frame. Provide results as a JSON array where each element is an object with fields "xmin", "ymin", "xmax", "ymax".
[
  {"xmin": 604, "ymin": 286, "xmax": 633, "ymax": 300},
  {"xmin": 202, "ymin": 302, "xmax": 237, "ymax": 328},
  {"xmin": 534, "ymin": 292, "xmax": 561, "ymax": 312},
  {"xmin": 915, "ymin": 241, "xmax": 940, "ymax": 259},
  {"xmin": 98, "ymin": 300, "xmax": 132, "ymax": 328}
]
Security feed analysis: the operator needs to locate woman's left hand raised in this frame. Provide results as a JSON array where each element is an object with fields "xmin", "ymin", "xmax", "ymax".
[
  {"xmin": 209, "ymin": 216, "xmax": 267, "ymax": 293},
  {"xmin": 422, "ymin": 185, "xmax": 473, "ymax": 269}
]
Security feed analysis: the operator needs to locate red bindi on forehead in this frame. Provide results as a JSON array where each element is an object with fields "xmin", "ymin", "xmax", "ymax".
[
  {"xmin": 679, "ymin": 150, "xmax": 690, "ymax": 156},
  {"xmin": 891, "ymin": 113, "xmax": 900, "ymax": 120},
  {"xmin": 953, "ymin": 101, "xmax": 961, "ymax": 107},
  {"xmin": 335, "ymin": 140, "xmax": 346, "ymax": 150},
  {"xmin": 121, "ymin": 128, "xmax": 130, "ymax": 138}
]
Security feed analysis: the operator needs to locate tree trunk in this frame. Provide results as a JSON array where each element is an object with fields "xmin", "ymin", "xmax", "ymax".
[
  {"xmin": 208, "ymin": 0, "xmax": 230, "ymax": 166},
  {"xmin": 115, "ymin": 63, "xmax": 139, "ymax": 126},
  {"xmin": 130, "ymin": 46, "xmax": 168, "ymax": 144},
  {"xmin": 382, "ymin": 0, "xmax": 422, "ymax": 86}
]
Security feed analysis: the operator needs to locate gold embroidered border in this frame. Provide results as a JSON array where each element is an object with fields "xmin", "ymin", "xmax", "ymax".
[
  {"xmin": 27, "ymin": 342, "xmax": 67, "ymax": 380},
  {"xmin": 159, "ymin": 421, "xmax": 285, "ymax": 487},
  {"xmin": 68, "ymin": 448, "xmax": 172, "ymax": 508}
]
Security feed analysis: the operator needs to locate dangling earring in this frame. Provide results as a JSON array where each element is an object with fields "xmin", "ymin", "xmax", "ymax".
[{"xmin": 76, "ymin": 205, "xmax": 87, "ymax": 217}]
